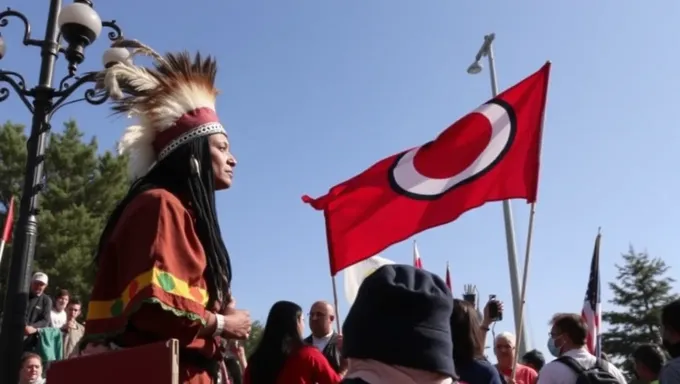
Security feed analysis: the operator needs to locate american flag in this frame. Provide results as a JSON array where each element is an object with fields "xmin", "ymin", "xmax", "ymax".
[
  {"xmin": 582, "ymin": 230, "xmax": 602, "ymax": 357},
  {"xmin": 413, "ymin": 240, "xmax": 423, "ymax": 269}
]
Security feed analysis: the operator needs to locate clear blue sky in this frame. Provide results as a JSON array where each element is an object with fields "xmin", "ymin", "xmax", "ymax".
[{"xmin": 3, "ymin": 0, "xmax": 679, "ymax": 361}]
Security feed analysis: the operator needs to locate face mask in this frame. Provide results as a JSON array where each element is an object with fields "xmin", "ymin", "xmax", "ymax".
[{"xmin": 547, "ymin": 337, "xmax": 561, "ymax": 357}]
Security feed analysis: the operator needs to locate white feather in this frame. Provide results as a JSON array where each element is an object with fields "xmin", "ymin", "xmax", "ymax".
[
  {"xmin": 103, "ymin": 63, "xmax": 160, "ymax": 100},
  {"xmin": 151, "ymin": 83, "xmax": 217, "ymax": 131},
  {"xmin": 118, "ymin": 124, "xmax": 155, "ymax": 180}
]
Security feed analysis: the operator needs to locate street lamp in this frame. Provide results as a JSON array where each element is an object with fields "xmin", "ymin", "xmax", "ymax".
[
  {"xmin": 466, "ymin": 33, "xmax": 529, "ymax": 357},
  {"xmin": 0, "ymin": 1, "xmax": 127, "ymax": 381}
]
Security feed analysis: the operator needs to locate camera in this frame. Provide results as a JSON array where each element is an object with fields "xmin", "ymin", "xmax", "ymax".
[{"xmin": 488, "ymin": 294, "xmax": 502, "ymax": 321}]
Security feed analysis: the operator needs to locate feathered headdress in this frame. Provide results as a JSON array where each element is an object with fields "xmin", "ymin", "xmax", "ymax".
[{"xmin": 97, "ymin": 39, "xmax": 225, "ymax": 180}]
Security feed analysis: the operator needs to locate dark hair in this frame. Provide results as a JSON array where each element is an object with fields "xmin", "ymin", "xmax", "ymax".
[
  {"xmin": 632, "ymin": 344, "xmax": 666, "ymax": 374},
  {"xmin": 96, "ymin": 137, "xmax": 231, "ymax": 307},
  {"xmin": 21, "ymin": 352, "xmax": 42, "ymax": 367},
  {"xmin": 56, "ymin": 289, "xmax": 69, "ymax": 299},
  {"xmin": 522, "ymin": 349, "xmax": 545, "ymax": 371},
  {"xmin": 550, "ymin": 313, "xmax": 588, "ymax": 346},
  {"xmin": 68, "ymin": 297, "xmax": 82, "ymax": 306},
  {"xmin": 662, "ymin": 299, "xmax": 680, "ymax": 333},
  {"xmin": 450, "ymin": 299, "xmax": 484, "ymax": 368},
  {"xmin": 247, "ymin": 301, "xmax": 304, "ymax": 384}
]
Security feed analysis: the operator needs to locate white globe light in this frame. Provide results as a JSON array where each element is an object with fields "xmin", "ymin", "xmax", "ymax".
[
  {"xmin": 102, "ymin": 47, "xmax": 132, "ymax": 67},
  {"xmin": 57, "ymin": 3, "xmax": 103, "ymax": 41}
]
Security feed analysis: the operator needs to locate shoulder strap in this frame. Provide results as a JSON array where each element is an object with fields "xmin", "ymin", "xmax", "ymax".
[{"xmin": 557, "ymin": 356, "xmax": 586, "ymax": 375}]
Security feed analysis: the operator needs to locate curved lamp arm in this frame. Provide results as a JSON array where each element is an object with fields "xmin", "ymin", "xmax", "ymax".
[{"xmin": 0, "ymin": 8, "xmax": 43, "ymax": 47}]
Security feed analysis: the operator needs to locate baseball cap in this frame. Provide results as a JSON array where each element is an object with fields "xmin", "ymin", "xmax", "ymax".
[{"xmin": 32, "ymin": 272, "xmax": 48, "ymax": 285}]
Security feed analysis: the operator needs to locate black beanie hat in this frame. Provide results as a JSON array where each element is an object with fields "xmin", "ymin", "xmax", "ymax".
[{"xmin": 342, "ymin": 264, "xmax": 456, "ymax": 378}]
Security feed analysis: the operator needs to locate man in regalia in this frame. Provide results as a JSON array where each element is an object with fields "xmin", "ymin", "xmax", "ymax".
[{"xmin": 79, "ymin": 39, "xmax": 251, "ymax": 384}]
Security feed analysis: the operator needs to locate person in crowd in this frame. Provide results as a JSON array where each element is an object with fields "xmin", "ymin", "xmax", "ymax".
[
  {"xmin": 632, "ymin": 344, "xmax": 665, "ymax": 384},
  {"xmin": 224, "ymin": 339, "xmax": 247, "ymax": 384},
  {"xmin": 493, "ymin": 332, "xmax": 537, "ymax": 384},
  {"xmin": 61, "ymin": 298, "xmax": 84, "ymax": 358},
  {"xmin": 25, "ymin": 272, "xmax": 52, "ymax": 353},
  {"xmin": 304, "ymin": 301, "xmax": 345, "ymax": 373},
  {"xmin": 19, "ymin": 352, "xmax": 45, "ymax": 384},
  {"xmin": 245, "ymin": 300, "xmax": 341, "ymax": 384},
  {"xmin": 660, "ymin": 299, "xmax": 680, "ymax": 382},
  {"xmin": 341, "ymin": 264, "xmax": 457, "ymax": 384},
  {"xmin": 537, "ymin": 313, "xmax": 626, "ymax": 384},
  {"xmin": 521, "ymin": 350, "xmax": 544, "ymax": 373},
  {"xmin": 450, "ymin": 298, "xmax": 502, "ymax": 384},
  {"xmin": 49, "ymin": 289, "xmax": 69, "ymax": 329},
  {"xmin": 77, "ymin": 39, "xmax": 251, "ymax": 384}
]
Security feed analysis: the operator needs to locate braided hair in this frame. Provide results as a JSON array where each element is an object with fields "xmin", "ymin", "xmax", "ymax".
[{"xmin": 96, "ymin": 135, "xmax": 231, "ymax": 308}]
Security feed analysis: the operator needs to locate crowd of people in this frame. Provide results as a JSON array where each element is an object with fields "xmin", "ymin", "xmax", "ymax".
[{"xmin": 7, "ymin": 39, "xmax": 680, "ymax": 384}]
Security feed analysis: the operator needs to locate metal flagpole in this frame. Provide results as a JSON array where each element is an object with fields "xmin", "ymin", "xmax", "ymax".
[{"xmin": 467, "ymin": 33, "xmax": 528, "ymax": 356}]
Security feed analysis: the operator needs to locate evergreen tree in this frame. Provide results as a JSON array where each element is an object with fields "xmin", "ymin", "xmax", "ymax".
[
  {"xmin": 0, "ymin": 120, "xmax": 128, "ymax": 313},
  {"xmin": 602, "ymin": 246, "xmax": 677, "ymax": 378},
  {"xmin": 244, "ymin": 320, "xmax": 265, "ymax": 357}
]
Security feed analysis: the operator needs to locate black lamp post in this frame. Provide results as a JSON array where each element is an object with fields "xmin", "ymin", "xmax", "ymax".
[{"xmin": 0, "ymin": 1, "xmax": 128, "ymax": 381}]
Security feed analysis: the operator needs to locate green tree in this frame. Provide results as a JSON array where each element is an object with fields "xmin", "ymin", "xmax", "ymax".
[
  {"xmin": 0, "ymin": 120, "xmax": 128, "ymax": 312},
  {"xmin": 602, "ymin": 246, "xmax": 677, "ymax": 378},
  {"xmin": 244, "ymin": 320, "xmax": 265, "ymax": 357}
]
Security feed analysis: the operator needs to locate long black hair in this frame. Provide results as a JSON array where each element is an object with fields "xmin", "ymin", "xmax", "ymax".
[
  {"xmin": 451, "ymin": 299, "xmax": 485, "ymax": 367},
  {"xmin": 96, "ymin": 135, "xmax": 231, "ymax": 307},
  {"xmin": 247, "ymin": 301, "xmax": 304, "ymax": 384}
]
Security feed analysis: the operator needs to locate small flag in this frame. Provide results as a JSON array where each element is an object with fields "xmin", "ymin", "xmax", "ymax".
[
  {"xmin": 2, "ymin": 196, "xmax": 15, "ymax": 244},
  {"xmin": 413, "ymin": 240, "xmax": 423, "ymax": 269},
  {"xmin": 343, "ymin": 255, "xmax": 395, "ymax": 306},
  {"xmin": 445, "ymin": 262, "xmax": 452, "ymax": 292},
  {"xmin": 582, "ymin": 229, "xmax": 602, "ymax": 357}
]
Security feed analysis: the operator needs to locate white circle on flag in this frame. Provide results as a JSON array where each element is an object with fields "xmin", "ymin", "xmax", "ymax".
[{"xmin": 388, "ymin": 100, "xmax": 516, "ymax": 200}]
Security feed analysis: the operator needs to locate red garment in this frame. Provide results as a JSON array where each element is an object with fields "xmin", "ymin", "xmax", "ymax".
[
  {"xmin": 302, "ymin": 63, "xmax": 551, "ymax": 275},
  {"xmin": 84, "ymin": 189, "xmax": 225, "ymax": 384},
  {"xmin": 498, "ymin": 364, "xmax": 538, "ymax": 384},
  {"xmin": 244, "ymin": 346, "xmax": 341, "ymax": 384}
]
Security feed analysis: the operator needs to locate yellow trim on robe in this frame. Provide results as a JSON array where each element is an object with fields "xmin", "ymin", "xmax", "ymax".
[{"xmin": 87, "ymin": 267, "xmax": 209, "ymax": 321}]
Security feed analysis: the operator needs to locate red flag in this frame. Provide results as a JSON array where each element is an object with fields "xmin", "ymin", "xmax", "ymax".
[
  {"xmin": 303, "ymin": 63, "xmax": 550, "ymax": 275},
  {"xmin": 445, "ymin": 262, "xmax": 452, "ymax": 292},
  {"xmin": 2, "ymin": 196, "xmax": 15, "ymax": 243},
  {"xmin": 413, "ymin": 240, "xmax": 423, "ymax": 269},
  {"xmin": 582, "ymin": 231, "xmax": 602, "ymax": 357}
]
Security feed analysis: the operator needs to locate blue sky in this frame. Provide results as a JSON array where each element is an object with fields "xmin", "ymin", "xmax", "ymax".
[{"xmin": 3, "ymin": 0, "xmax": 679, "ymax": 361}]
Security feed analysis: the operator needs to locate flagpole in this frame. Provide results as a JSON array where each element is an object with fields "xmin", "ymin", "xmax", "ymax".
[
  {"xmin": 511, "ymin": 202, "xmax": 536, "ymax": 380},
  {"xmin": 595, "ymin": 227, "xmax": 602, "ymax": 359},
  {"xmin": 468, "ymin": 33, "xmax": 528, "ymax": 356},
  {"xmin": 331, "ymin": 276, "xmax": 342, "ymax": 334}
]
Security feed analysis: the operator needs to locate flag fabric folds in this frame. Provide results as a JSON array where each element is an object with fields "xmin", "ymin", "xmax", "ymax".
[
  {"xmin": 303, "ymin": 63, "xmax": 551, "ymax": 275},
  {"xmin": 343, "ymin": 255, "xmax": 395, "ymax": 306},
  {"xmin": 582, "ymin": 231, "xmax": 602, "ymax": 357}
]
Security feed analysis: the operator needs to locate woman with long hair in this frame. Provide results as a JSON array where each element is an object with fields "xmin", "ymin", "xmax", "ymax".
[
  {"xmin": 245, "ymin": 301, "xmax": 340, "ymax": 384},
  {"xmin": 78, "ymin": 39, "xmax": 251, "ymax": 384},
  {"xmin": 450, "ymin": 299, "xmax": 502, "ymax": 384}
]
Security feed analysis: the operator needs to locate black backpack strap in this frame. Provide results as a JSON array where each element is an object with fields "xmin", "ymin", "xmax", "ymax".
[{"xmin": 557, "ymin": 356, "xmax": 587, "ymax": 375}]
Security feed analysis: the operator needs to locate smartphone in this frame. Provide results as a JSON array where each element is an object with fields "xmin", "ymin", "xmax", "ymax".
[{"xmin": 488, "ymin": 294, "xmax": 502, "ymax": 321}]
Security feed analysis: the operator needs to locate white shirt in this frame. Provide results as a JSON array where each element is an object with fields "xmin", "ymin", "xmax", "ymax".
[
  {"xmin": 312, "ymin": 332, "xmax": 333, "ymax": 352},
  {"xmin": 50, "ymin": 309, "xmax": 67, "ymax": 328},
  {"xmin": 537, "ymin": 347, "xmax": 626, "ymax": 384}
]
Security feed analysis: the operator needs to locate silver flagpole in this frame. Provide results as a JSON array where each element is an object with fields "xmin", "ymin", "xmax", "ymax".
[{"xmin": 466, "ymin": 33, "xmax": 528, "ymax": 356}]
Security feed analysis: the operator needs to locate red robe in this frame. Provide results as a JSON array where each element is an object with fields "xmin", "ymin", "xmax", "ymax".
[{"xmin": 85, "ymin": 188, "xmax": 224, "ymax": 383}]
